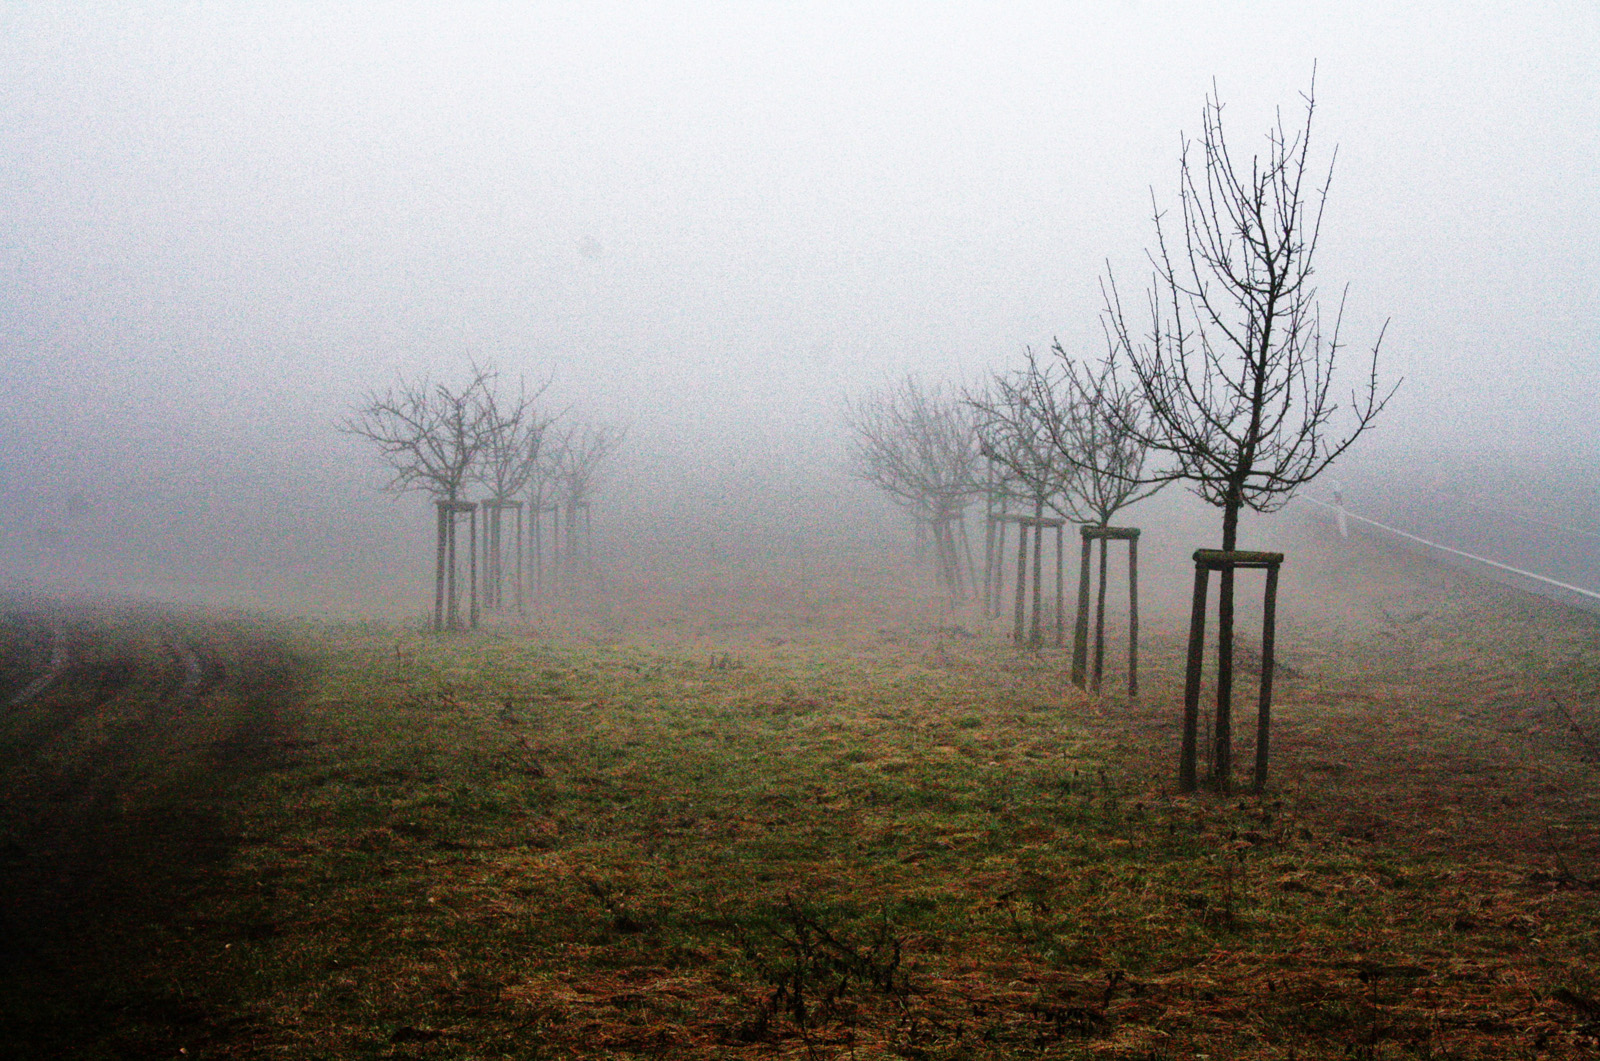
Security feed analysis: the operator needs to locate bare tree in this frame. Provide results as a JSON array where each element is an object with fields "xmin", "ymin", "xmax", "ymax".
[
  {"xmin": 546, "ymin": 419, "xmax": 625, "ymax": 586},
  {"xmin": 343, "ymin": 364, "xmax": 495, "ymax": 503},
  {"xmin": 1040, "ymin": 348, "xmax": 1167, "ymax": 527},
  {"xmin": 972, "ymin": 352, "xmax": 1165, "ymax": 662},
  {"xmin": 844, "ymin": 375, "xmax": 982, "ymax": 600},
  {"xmin": 476, "ymin": 375, "xmax": 555, "ymax": 613},
  {"xmin": 974, "ymin": 349, "xmax": 1164, "ymax": 528},
  {"xmin": 1093, "ymin": 74, "xmax": 1396, "ymax": 788},
  {"xmin": 1100, "ymin": 74, "xmax": 1393, "ymax": 542},
  {"xmin": 968, "ymin": 367, "xmax": 1074, "ymax": 642},
  {"xmin": 342, "ymin": 363, "xmax": 496, "ymax": 630},
  {"xmin": 969, "ymin": 363, "xmax": 1075, "ymax": 520}
]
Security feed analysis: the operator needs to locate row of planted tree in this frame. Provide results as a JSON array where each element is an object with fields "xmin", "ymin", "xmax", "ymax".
[
  {"xmin": 342, "ymin": 364, "xmax": 623, "ymax": 633},
  {"xmin": 844, "ymin": 77, "xmax": 1395, "ymax": 794},
  {"xmin": 344, "ymin": 78, "xmax": 1393, "ymax": 796}
]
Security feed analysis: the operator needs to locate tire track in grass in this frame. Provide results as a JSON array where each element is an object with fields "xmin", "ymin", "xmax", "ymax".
[
  {"xmin": 6, "ymin": 617, "xmax": 69, "ymax": 709},
  {"xmin": 167, "ymin": 635, "xmax": 206, "ymax": 700},
  {"xmin": 0, "ymin": 603, "xmax": 304, "ymax": 1058}
]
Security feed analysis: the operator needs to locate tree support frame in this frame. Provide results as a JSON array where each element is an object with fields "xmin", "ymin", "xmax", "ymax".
[
  {"xmin": 1179, "ymin": 549, "xmax": 1283, "ymax": 795},
  {"xmin": 1070, "ymin": 526, "xmax": 1141, "ymax": 696},
  {"xmin": 432, "ymin": 500, "xmax": 480, "ymax": 633},
  {"xmin": 997, "ymin": 514, "xmax": 1065, "ymax": 647}
]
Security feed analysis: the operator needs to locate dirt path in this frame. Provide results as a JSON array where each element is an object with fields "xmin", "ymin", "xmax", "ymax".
[{"xmin": 0, "ymin": 601, "xmax": 304, "ymax": 1055}]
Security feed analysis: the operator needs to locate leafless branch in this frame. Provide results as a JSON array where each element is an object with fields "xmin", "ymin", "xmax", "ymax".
[
  {"xmin": 340, "ymin": 362, "xmax": 498, "ymax": 503},
  {"xmin": 1094, "ymin": 72, "xmax": 1398, "ymax": 549}
]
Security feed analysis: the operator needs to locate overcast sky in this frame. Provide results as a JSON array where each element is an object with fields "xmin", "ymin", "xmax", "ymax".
[{"xmin": 1, "ymin": 1, "xmax": 1595, "ymax": 568}]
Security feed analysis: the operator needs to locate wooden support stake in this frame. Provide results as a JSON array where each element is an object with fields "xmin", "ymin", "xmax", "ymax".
[
  {"xmin": 1012, "ymin": 522, "xmax": 1030, "ymax": 644},
  {"xmin": 1179, "ymin": 561, "xmax": 1209, "ymax": 793},
  {"xmin": 1071, "ymin": 534, "xmax": 1092, "ymax": 686},
  {"xmin": 983, "ymin": 517, "xmax": 994, "ymax": 615},
  {"xmin": 1054, "ymin": 523, "xmax": 1065, "ymax": 647},
  {"xmin": 1029, "ymin": 509, "xmax": 1044, "ymax": 647},
  {"xmin": 1254, "ymin": 562, "xmax": 1280, "ymax": 793},
  {"xmin": 1092, "ymin": 535, "xmax": 1109, "ymax": 691},
  {"xmin": 1216, "ymin": 564, "xmax": 1234, "ymax": 788},
  {"xmin": 1129, "ymin": 535, "xmax": 1140, "ymax": 698},
  {"xmin": 433, "ymin": 501, "xmax": 448, "ymax": 632},
  {"xmin": 446, "ymin": 502, "xmax": 459, "ymax": 629},
  {"xmin": 515, "ymin": 503, "xmax": 524, "ymax": 616},
  {"xmin": 469, "ymin": 505, "xmax": 479, "ymax": 630},
  {"xmin": 991, "ymin": 517, "xmax": 1008, "ymax": 617}
]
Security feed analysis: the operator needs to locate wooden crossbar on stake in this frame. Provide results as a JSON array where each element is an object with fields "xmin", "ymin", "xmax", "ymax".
[
  {"xmin": 1070, "ymin": 526, "xmax": 1141, "ymax": 695},
  {"xmin": 1179, "ymin": 549, "xmax": 1283, "ymax": 794}
]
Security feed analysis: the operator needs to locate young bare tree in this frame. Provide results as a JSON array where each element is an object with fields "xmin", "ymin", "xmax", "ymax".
[
  {"xmin": 547, "ymin": 419, "xmax": 625, "ymax": 587},
  {"xmin": 969, "ymin": 363, "xmax": 1075, "ymax": 521},
  {"xmin": 1037, "ymin": 348, "xmax": 1166, "ymax": 526},
  {"xmin": 342, "ymin": 363, "xmax": 496, "ymax": 631},
  {"xmin": 975, "ymin": 349, "xmax": 1164, "ymax": 528},
  {"xmin": 344, "ymin": 364, "xmax": 495, "ymax": 503},
  {"xmin": 476, "ymin": 376, "xmax": 555, "ymax": 614},
  {"xmin": 1094, "ymin": 73, "xmax": 1396, "ymax": 787},
  {"xmin": 844, "ymin": 375, "xmax": 982, "ymax": 600},
  {"xmin": 970, "ymin": 368, "xmax": 1075, "ymax": 642},
  {"xmin": 973, "ymin": 352, "xmax": 1165, "ymax": 663}
]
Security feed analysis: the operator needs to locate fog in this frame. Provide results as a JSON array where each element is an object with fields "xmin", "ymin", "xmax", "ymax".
[{"xmin": 2, "ymin": 3, "xmax": 1595, "ymax": 616}]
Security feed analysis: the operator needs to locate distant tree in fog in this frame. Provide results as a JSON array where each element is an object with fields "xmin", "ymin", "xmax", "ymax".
[
  {"xmin": 844, "ymin": 374, "xmax": 982, "ymax": 599},
  {"xmin": 968, "ymin": 362, "xmax": 1075, "ymax": 522},
  {"xmin": 477, "ymin": 375, "xmax": 555, "ymax": 508},
  {"xmin": 1036, "ymin": 347, "xmax": 1167, "ymax": 527},
  {"xmin": 552, "ymin": 421, "xmax": 624, "ymax": 509},
  {"xmin": 476, "ymin": 375, "xmax": 556, "ymax": 612},
  {"xmin": 972, "ymin": 350, "xmax": 1164, "ymax": 527},
  {"xmin": 546, "ymin": 419, "xmax": 626, "ymax": 582},
  {"xmin": 342, "ymin": 362, "xmax": 497, "ymax": 630}
]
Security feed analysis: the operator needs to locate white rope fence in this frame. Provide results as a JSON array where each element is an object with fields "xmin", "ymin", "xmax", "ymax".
[{"xmin": 1298, "ymin": 491, "xmax": 1600, "ymax": 611}]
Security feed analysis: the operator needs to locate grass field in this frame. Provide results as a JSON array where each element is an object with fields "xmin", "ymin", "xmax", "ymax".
[{"xmin": 3, "ymin": 525, "xmax": 1600, "ymax": 1059}]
